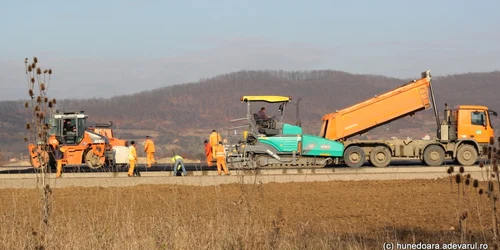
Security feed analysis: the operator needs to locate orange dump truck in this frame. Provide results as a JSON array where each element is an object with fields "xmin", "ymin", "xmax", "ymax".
[{"xmin": 320, "ymin": 70, "xmax": 497, "ymax": 168}]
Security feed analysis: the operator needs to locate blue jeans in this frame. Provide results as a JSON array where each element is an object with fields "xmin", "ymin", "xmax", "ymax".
[
  {"xmin": 173, "ymin": 159, "xmax": 187, "ymax": 176},
  {"xmin": 54, "ymin": 146, "xmax": 62, "ymax": 160}
]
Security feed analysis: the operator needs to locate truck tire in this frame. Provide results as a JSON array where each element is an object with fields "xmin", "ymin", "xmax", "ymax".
[
  {"xmin": 344, "ymin": 146, "xmax": 365, "ymax": 168},
  {"xmin": 456, "ymin": 144, "xmax": 478, "ymax": 166},
  {"xmin": 369, "ymin": 146, "xmax": 392, "ymax": 168},
  {"xmin": 423, "ymin": 145, "xmax": 445, "ymax": 166},
  {"xmin": 420, "ymin": 158, "xmax": 426, "ymax": 166}
]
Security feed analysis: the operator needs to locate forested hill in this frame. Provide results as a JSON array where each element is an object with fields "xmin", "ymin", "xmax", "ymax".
[{"xmin": 1, "ymin": 70, "xmax": 500, "ymax": 159}]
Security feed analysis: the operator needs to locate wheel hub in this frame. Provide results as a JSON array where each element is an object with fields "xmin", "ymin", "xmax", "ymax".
[
  {"xmin": 429, "ymin": 151, "xmax": 440, "ymax": 161},
  {"xmin": 375, "ymin": 152, "xmax": 386, "ymax": 162},
  {"xmin": 461, "ymin": 150, "xmax": 472, "ymax": 161},
  {"xmin": 350, "ymin": 153, "xmax": 360, "ymax": 162}
]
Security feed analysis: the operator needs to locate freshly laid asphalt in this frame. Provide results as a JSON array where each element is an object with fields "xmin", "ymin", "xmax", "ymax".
[{"xmin": 0, "ymin": 158, "xmax": 474, "ymax": 175}]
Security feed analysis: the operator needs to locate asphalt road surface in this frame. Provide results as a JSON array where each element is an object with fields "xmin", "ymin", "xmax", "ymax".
[{"xmin": 0, "ymin": 158, "xmax": 473, "ymax": 175}]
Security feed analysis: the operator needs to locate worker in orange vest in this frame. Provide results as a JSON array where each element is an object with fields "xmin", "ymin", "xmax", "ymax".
[
  {"xmin": 204, "ymin": 139, "xmax": 213, "ymax": 167},
  {"xmin": 214, "ymin": 141, "xmax": 229, "ymax": 175},
  {"xmin": 209, "ymin": 130, "xmax": 222, "ymax": 159},
  {"xmin": 144, "ymin": 136, "xmax": 157, "ymax": 168},
  {"xmin": 49, "ymin": 137, "xmax": 64, "ymax": 178},
  {"xmin": 128, "ymin": 141, "xmax": 140, "ymax": 177}
]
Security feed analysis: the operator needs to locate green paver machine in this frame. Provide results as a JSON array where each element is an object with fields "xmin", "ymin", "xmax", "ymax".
[{"xmin": 225, "ymin": 95, "xmax": 344, "ymax": 169}]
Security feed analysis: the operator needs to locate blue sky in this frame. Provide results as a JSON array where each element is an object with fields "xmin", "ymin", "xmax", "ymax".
[{"xmin": 1, "ymin": 0, "xmax": 499, "ymax": 100}]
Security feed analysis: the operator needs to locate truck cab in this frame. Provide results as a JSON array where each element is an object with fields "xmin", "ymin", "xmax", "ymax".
[{"xmin": 448, "ymin": 105, "xmax": 496, "ymax": 145}]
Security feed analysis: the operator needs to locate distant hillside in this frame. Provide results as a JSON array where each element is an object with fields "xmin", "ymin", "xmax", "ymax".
[{"xmin": 1, "ymin": 70, "xmax": 499, "ymax": 161}]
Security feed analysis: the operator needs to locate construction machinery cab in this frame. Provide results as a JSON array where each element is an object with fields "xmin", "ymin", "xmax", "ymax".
[
  {"xmin": 50, "ymin": 111, "xmax": 88, "ymax": 145},
  {"xmin": 241, "ymin": 95, "xmax": 292, "ymax": 136}
]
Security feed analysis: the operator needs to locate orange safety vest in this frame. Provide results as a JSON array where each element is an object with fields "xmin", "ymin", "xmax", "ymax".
[{"xmin": 214, "ymin": 144, "xmax": 225, "ymax": 158}]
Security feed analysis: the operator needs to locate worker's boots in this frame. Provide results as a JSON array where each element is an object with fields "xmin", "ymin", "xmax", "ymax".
[{"xmin": 134, "ymin": 169, "xmax": 141, "ymax": 177}]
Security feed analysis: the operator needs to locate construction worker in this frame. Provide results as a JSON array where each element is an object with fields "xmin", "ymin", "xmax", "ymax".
[
  {"xmin": 204, "ymin": 139, "xmax": 213, "ymax": 167},
  {"xmin": 55, "ymin": 146, "xmax": 65, "ymax": 178},
  {"xmin": 256, "ymin": 107, "xmax": 272, "ymax": 128},
  {"xmin": 63, "ymin": 119, "xmax": 72, "ymax": 135},
  {"xmin": 172, "ymin": 155, "xmax": 187, "ymax": 176},
  {"xmin": 209, "ymin": 130, "xmax": 222, "ymax": 159},
  {"xmin": 49, "ymin": 136, "xmax": 63, "ymax": 178},
  {"xmin": 257, "ymin": 107, "xmax": 269, "ymax": 120},
  {"xmin": 214, "ymin": 141, "xmax": 229, "ymax": 175},
  {"xmin": 128, "ymin": 141, "xmax": 139, "ymax": 177},
  {"xmin": 144, "ymin": 136, "xmax": 157, "ymax": 168}
]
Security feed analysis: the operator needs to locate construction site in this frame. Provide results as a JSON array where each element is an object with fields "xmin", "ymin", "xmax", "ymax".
[
  {"xmin": 3, "ymin": 0, "xmax": 500, "ymax": 247},
  {"xmin": 15, "ymin": 67, "xmax": 497, "ymax": 175},
  {"xmin": 0, "ymin": 57, "xmax": 498, "ymax": 250}
]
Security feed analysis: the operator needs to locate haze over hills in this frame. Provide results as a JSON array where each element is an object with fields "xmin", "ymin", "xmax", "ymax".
[{"xmin": 1, "ymin": 70, "xmax": 499, "ymax": 161}]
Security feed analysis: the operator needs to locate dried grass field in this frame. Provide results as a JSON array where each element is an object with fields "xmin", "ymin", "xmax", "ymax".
[{"xmin": 0, "ymin": 175, "xmax": 497, "ymax": 249}]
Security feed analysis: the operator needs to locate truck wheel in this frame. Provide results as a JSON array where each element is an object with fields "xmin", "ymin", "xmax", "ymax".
[
  {"xmin": 423, "ymin": 145, "xmax": 445, "ymax": 166},
  {"xmin": 344, "ymin": 146, "xmax": 365, "ymax": 168},
  {"xmin": 369, "ymin": 146, "xmax": 392, "ymax": 168},
  {"xmin": 456, "ymin": 144, "xmax": 478, "ymax": 166}
]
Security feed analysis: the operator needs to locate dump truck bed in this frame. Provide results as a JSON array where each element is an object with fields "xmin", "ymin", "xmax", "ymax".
[{"xmin": 320, "ymin": 71, "xmax": 433, "ymax": 141}]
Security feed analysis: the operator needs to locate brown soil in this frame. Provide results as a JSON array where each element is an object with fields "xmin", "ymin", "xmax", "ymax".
[{"xmin": 0, "ymin": 177, "xmax": 496, "ymax": 249}]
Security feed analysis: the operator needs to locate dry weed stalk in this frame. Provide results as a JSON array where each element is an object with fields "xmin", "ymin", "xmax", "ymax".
[
  {"xmin": 447, "ymin": 165, "xmax": 466, "ymax": 239},
  {"xmin": 270, "ymin": 207, "xmax": 285, "ymax": 249},
  {"xmin": 448, "ymin": 137, "xmax": 500, "ymax": 246},
  {"xmin": 481, "ymin": 138, "xmax": 500, "ymax": 243},
  {"xmin": 23, "ymin": 57, "xmax": 56, "ymax": 249},
  {"xmin": 473, "ymin": 178, "xmax": 488, "ymax": 242}
]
